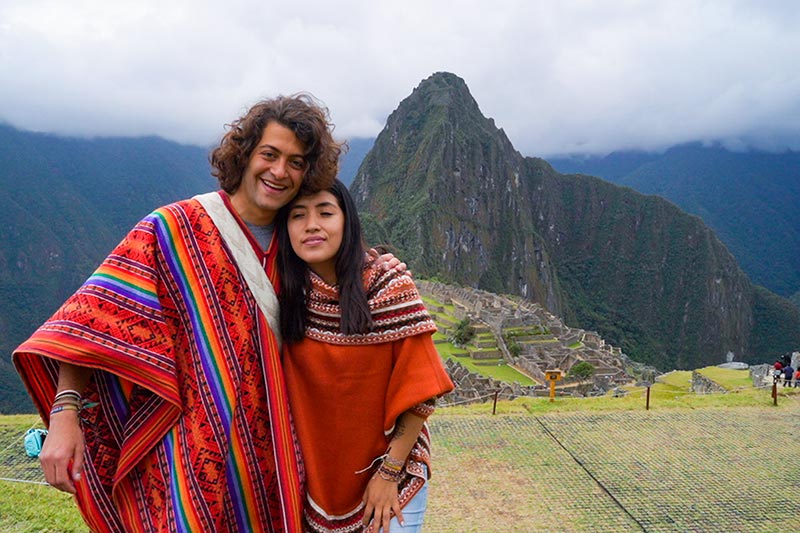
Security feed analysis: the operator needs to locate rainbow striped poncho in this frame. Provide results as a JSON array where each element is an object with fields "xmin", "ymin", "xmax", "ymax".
[{"xmin": 14, "ymin": 193, "xmax": 303, "ymax": 532}]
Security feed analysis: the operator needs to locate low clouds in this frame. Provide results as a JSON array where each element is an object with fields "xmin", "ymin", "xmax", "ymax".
[{"xmin": 1, "ymin": 0, "xmax": 798, "ymax": 156}]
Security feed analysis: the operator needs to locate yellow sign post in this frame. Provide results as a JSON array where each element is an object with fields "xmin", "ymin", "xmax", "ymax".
[{"xmin": 545, "ymin": 369, "xmax": 563, "ymax": 402}]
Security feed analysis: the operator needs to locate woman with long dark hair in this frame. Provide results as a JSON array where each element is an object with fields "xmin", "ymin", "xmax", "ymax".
[{"xmin": 277, "ymin": 180, "xmax": 454, "ymax": 532}]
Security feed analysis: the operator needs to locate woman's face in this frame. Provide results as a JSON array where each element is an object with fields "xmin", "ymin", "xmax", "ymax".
[{"xmin": 287, "ymin": 190, "xmax": 345, "ymax": 285}]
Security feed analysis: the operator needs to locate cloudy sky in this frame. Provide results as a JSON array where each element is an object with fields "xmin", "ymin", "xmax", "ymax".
[{"xmin": 1, "ymin": 0, "xmax": 798, "ymax": 157}]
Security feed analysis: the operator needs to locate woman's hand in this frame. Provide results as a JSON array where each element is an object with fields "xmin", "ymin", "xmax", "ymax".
[
  {"xmin": 39, "ymin": 411, "xmax": 85, "ymax": 493},
  {"xmin": 362, "ymin": 475, "xmax": 404, "ymax": 532}
]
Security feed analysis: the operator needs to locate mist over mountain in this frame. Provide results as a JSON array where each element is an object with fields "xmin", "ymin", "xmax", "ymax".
[
  {"xmin": 352, "ymin": 72, "xmax": 800, "ymax": 371},
  {"xmin": 0, "ymin": 125, "xmax": 214, "ymax": 412},
  {"xmin": 548, "ymin": 145, "xmax": 800, "ymax": 301}
]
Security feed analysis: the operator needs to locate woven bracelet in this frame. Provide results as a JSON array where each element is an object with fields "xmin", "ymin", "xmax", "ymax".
[
  {"xmin": 377, "ymin": 464, "xmax": 404, "ymax": 483},
  {"xmin": 50, "ymin": 404, "xmax": 80, "ymax": 415}
]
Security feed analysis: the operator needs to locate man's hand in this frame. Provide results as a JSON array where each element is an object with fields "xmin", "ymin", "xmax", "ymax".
[
  {"xmin": 39, "ymin": 411, "xmax": 85, "ymax": 493},
  {"xmin": 367, "ymin": 248, "xmax": 410, "ymax": 276}
]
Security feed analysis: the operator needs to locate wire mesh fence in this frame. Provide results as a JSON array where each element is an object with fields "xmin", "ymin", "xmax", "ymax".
[{"xmin": 0, "ymin": 416, "xmax": 47, "ymax": 485}]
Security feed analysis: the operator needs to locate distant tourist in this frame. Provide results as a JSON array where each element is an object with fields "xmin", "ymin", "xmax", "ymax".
[
  {"xmin": 276, "ymin": 179, "xmax": 454, "ymax": 532},
  {"xmin": 782, "ymin": 365, "xmax": 794, "ymax": 387}
]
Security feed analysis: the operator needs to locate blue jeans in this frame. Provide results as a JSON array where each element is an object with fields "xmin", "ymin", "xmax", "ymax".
[{"xmin": 382, "ymin": 475, "xmax": 429, "ymax": 533}]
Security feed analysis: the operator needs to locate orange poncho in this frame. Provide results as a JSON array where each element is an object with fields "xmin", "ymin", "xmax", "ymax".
[{"xmin": 283, "ymin": 267, "xmax": 454, "ymax": 532}]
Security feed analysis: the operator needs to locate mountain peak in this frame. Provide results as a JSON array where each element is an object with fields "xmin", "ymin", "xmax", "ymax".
[
  {"xmin": 384, "ymin": 71, "xmax": 490, "ymax": 132},
  {"xmin": 414, "ymin": 71, "xmax": 472, "ymax": 99}
]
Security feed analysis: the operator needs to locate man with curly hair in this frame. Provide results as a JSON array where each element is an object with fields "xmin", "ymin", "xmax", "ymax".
[{"xmin": 14, "ymin": 94, "xmax": 377, "ymax": 532}]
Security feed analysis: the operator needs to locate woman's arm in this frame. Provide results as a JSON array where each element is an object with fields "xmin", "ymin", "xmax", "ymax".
[
  {"xmin": 39, "ymin": 362, "xmax": 93, "ymax": 493},
  {"xmin": 361, "ymin": 409, "xmax": 427, "ymax": 532}
]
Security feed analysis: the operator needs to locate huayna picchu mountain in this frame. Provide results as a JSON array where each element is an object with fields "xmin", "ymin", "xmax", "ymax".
[{"xmin": 352, "ymin": 72, "xmax": 800, "ymax": 370}]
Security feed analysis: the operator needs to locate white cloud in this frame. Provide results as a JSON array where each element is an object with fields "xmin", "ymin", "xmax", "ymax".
[{"xmin": 1, "ymin": 0, "xmax": 798, "ymax": 156}]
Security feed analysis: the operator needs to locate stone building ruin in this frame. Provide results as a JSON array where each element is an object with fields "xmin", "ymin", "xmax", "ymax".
[{"xmin": 418, "ymin": 280, "xmax": 632, "ymax": 404}]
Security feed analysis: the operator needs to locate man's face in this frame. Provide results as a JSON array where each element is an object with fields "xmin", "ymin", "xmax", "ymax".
[{"xmin": 229, "ymin": 121, "xmax": 307, "ymax": 225}]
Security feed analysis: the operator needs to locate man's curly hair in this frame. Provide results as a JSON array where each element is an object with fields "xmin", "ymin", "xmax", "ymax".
[{"xmin": 210, "ymin": 93, "xmax": 344, "ymax": 194}]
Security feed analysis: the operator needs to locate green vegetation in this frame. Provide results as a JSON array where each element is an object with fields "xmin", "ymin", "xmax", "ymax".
[
  {"xmin": 696, "ymin": 367, "xmax": 754, "ymax": 390},
  {"xmin": 750, "ymin": 285, "xmax": 800, "ymax": 361},
  {"xmin": 350, "ymin": 73, "xmax": 800, "ymax": 374},
  {"xmin": 0, "ymin": 125, "xmax": 213, "ymax": 414},
  {"xmin": 421, "ymin": 296, "xmax": 457, "ymax": 315},
  {"xmin": 448, "ymin": 318, "xmax": 476, "ymax": 347},
  {"xmin": 507, "ymin": 338, "xmax": 522, "ymax": 357},
  {"xmin": 552, "ymin": 144, "xmax": 800, "ymax": 299},
  {"xmin": 436, "ymin": 341, "xmax": 534, "ymax": 386},
  {"xmin": 424, "ymin": 293, "xmax": 535, "ymax": 386},
  {"xmin": 434, "ymin": 341, "xmax": 470, "ymax": 358},
  {"xmin": 791, "ymin": 291, "xmax": 800, "ymax": 310},
  {"xmin": 0, "ymin": 415, "xmax": 86, "ymax": 532},
  {"xmin": 503, "ymin": 325, "xmax": 550, "ymax": 336},
  {"xmin": 567, "ymin": 361, "xmax": 595, "ymax": 381},
  {"xmin": 440, "ymin": 367, "xmax": 799, "ymax": 416},
  {"xmin": 0, "ymin": 481, "xmax": 85, "ymax": 533},
  {"xmin": 567, "ymin": 361, "xmax": 595, "ymax": 395},
  {"xmin": 1, "ymin": 369, "xmax": 797, "ymax": 531}
]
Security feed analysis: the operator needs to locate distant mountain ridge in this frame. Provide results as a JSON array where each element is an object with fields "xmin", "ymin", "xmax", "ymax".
[
  {"xmin": 0, "ymin": 124, "xmax": 214, "ymax": 412},
  {"xmin": 548, "ymin": 145, "xmax": 800, "ymax": 301},
  {"xmin": 352, "ymin": 72, "xmax": 800, "ymax": 371},
  {"xmin": 337, "ymin": 139, "xmax": 800, "ymax": 307}
]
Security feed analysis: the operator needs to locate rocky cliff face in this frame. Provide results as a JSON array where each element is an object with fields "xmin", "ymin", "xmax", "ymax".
[
  {"xmin": 353, "ymin": 73, "xmax": 567, "ymax": 316},
  {"xmin": 352, "ymin": 72, "xmax": 798, "ymax": 369}
]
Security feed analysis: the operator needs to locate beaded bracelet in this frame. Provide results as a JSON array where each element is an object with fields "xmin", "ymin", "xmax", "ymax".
[
  {"xmin": 382, "ymin": 455, "xmax": 405, "ymax": 470},
  {"xmin": 377, "ymin": 455, "xmax": 405, "ymax": 482},
  {"xmin": 50, "ymin": 404, "xmax": 80, "ymax": 415},
  {"xmin": 377, "ymin": 466, "xmax": 404, "ymax": 483}
]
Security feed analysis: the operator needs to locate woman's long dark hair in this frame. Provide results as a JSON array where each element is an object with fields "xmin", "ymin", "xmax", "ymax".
[{"xmin": 277, "ymin": 179, "xmax": 374, "ymax": 343}]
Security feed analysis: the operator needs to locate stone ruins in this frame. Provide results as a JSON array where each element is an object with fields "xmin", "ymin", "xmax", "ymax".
[{"xmin": 418, "ymin": 280, "xmax": 633, "ymax": 404}]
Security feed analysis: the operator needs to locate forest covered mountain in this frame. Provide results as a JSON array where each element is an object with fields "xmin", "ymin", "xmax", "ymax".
[
  {"xmin": 352, "ymin": 72, "xmax": 800, "ymax": 371},
  {"xmin": 548, "ymin": 145, "xmax": 800, "ymax": 301},
  {"xmin": 0, "ymin": 124, "xmax": 214, "ymax": 412},
  {"xmin": 342, "ymin": 139, "xmax": 800, "ymax": 309}
]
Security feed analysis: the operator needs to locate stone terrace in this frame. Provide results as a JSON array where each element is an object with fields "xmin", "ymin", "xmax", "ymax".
[{"xmin": 418, "ymin": 280, "xmax": 631, "ymax": 391}]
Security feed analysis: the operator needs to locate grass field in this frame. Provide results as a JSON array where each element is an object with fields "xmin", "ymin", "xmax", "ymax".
[
  {"xmin": 434, "ymin": 336, "xmax": 537, "ymax": 386},
  {"xmin": 1, "ymin": 369, "xmax": 798, "ymax": 532}
]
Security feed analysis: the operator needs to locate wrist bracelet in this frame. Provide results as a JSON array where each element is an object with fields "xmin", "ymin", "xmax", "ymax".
[
  {"xmin": 382, "ymin": 455, "xmax": 404, "ymax": 470},
  {"xmin": 376, "ymin": 454, "xmax": 405, "ymax": 483},
  {"xmin": 377, "ymin": 464, "xmax": 404, "ymax": 482},
  {"xmin": 50, "ymin": 404, "xmax": 80, "ymax": 415},
  {"xmin": 55, "ymin": 389, "xmax": 82, "ymax": 400}
]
